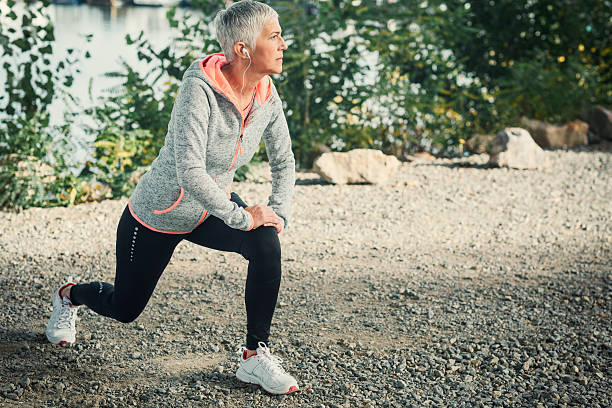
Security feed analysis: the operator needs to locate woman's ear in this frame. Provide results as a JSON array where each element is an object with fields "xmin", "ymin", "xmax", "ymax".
[{"xmin": 233, "ymin": 42, "xmax": 249, "ymax": 59}]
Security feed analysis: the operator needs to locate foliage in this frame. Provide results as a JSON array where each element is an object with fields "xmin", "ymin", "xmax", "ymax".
[
  {"xmin": 86, "ymin": 114, "xmax": 154, "ymax": 198},
  {"xmin": 346, "ymin": 0, "xmax": 612, "ymax": 157},
  {"xmin": 271, "ymin": 0, "xmax": 374, "ymax": 165},
  {"xmin": 495, "ymin": 55, "xmax": 601, "ymax": 123},
  {"xmin": 0, "ymin": 158, "xmax": 48, "ymax": 212},
  {"xmin": 0, "ymin": 112, "xmax": 102, "ymax": 211},
  {"xmin": 442, "ymin": 0, "xmax": 612, "ymax": 86},
  {"xmin": 0, "ymin": 0, "xmax": 87, "ymax": 132},
  {"xmin": 0, "ymin": 0, "xmax": 89, "ymax": 211},
  {"xmin": 0, "ymin": 114, "xmax": 53, "ymax": 211},
  {"xmin": 79, "ymin": 60, "xmax": 174, "ymax": 198},
  {"xmin": 439, "ymin": 0, "xmax": 612, "ymax": 122}
]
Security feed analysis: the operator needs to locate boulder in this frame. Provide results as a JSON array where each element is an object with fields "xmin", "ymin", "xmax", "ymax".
[
  {"xmin": 308, "ymin": 143, "xmax": 333, "ymax": 164},
  {"xmin": 487, "ymin": 128, "xmax": 546, "ymax": 170},
  {"xmin": 465, "ymin": 133, "xmax": 495, "ymax": 154},
  {"xmin": 519, "ymin": 117, "xmax": 588, "ymax": 148},
  {"xmin": 404, "ymin": 151, "xmax": 436, "ymax": 162},
  {"xmin": 312, "ymin": 149, "xmax": 401, "ymax": 184},
  {"xmin": 579, "ymin": 106, "xmax": 612, "ymax": 142}
]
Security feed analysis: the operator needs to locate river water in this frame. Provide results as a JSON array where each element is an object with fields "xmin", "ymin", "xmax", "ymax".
[
  {"xmin": 42, "ymin": 4, "xmax": 202, "ymax": 169},
  {"xmin": 49, "ymin": 3, "xmax": 198, "ymax": 121}
]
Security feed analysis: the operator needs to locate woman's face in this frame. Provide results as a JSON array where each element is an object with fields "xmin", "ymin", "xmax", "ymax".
[{"xmin": 251, "ymin": 17, "xmax": 287, "ymax": 75}]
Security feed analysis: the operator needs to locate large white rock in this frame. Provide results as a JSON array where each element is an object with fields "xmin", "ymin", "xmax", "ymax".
[
  {"xmin": 487, "ymin": 128, "xmax": 546, "ymax": 170},
  {"xmin": 312, "ymin": 149, "xmax": 401, "ymax": 184}
]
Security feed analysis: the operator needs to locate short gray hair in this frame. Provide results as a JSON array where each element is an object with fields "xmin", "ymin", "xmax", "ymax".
[{"xmin": 214, "ymin": 1, "xmax": 278, "ymax": 62}]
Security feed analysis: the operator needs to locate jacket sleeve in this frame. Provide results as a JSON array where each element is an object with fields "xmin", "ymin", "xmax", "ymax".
[
  {"xmin": 262, "ymin": 94, "xmax": 296, "ymax": 229},
  {"xmin": 172, "ymin": 76, "xmax": 253, "ymax": 231}
]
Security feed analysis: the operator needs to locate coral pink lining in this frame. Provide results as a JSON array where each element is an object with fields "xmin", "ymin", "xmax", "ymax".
[
  {"xmin": 58, "ymin": 282, "xmax": 75, "ymax": 301},
  {"xmin": 199, "ymin": 53, "xmax": 272, "ymax": 116},
  {"xmin": 242, "ymin": 97, "xmax": 254, "ymax": 116},
  {"xmin": 196, "ymin": 210, "xmax": 208, "ymax": 226},
  {"xmin": 153, "ymin": 187, "xmax": 184, "ymax": 214},
  {"xmin": 128, "ymin": 199, "xmax": 195, "ymax": 234}
]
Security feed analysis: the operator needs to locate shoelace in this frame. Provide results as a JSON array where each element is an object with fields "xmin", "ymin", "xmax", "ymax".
[
  {"xmin": 255, "ymin": 342, "xmax": 288, "ymax": 376},
  {"xmin": 238, "ymin": 342, "xmax": 288, "ymax": 376},
  {"xmin": 56, "ymin": 298, "xmax": 77, "ymax": 329}
]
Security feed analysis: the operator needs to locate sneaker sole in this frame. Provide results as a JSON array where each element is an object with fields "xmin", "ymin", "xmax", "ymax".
[
  {"xmin": 236, "ymin": 368, "xmax": 299, "ymax": 395},
  {"xmin": 46, "ymin": 334, "xmax": 75, "ymax": 346}
]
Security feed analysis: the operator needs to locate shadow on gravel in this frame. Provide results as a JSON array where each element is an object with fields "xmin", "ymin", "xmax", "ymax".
[
  {"xmin": 295, "ymin": 177, "xmax": 332, "ymax": 185},
  {"xmin": 417, "ymin": 140, "xmax": 612, "ymax": 169},
  {"xmin": 546, "ymin": 141, "xmax": 612, "ymax": 153},
  {"xmin": 416, "ymin": 162, "xmax": 499, "ymax": 170},
  {"xmin": 0, "ymin": 330, "xmax": 41, "ymax": 344}
]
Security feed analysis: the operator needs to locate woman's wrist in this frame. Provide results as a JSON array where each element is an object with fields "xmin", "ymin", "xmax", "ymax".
[{"xmin": 246, "ymin": 211, "xmax": 255, "ymax": 231}]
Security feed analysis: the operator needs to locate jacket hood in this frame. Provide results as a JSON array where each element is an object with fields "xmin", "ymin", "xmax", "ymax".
[{"xmin": 196, "ymin": 53, "xmax": 272, "ymax": 110}]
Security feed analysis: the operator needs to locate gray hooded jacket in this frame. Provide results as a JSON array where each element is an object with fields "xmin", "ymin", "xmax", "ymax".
[{"xmin": 128, "ymin": 54, "xmax": 295, "ymax": 234}]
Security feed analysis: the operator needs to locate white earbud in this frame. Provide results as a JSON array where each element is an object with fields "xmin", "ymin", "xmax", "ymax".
[{"xmin": 240, "ymin": 47, "xmax": 252, "ymax": 96}]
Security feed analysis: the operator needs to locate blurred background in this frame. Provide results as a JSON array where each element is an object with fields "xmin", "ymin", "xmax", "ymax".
[{"xmin": 1, "ymin": 0, "xmax": 611, "ymax": 210}]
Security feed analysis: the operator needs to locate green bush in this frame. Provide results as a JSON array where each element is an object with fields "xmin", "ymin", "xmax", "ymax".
[
  {"xmin": 272, "ymin": 0, "xmax": 373, "ymax": 166},
  {"xmin": 355, "ymin": 0, "xmax": 611, "ymax": 157},
  {"xmin": 0, "ymin": 114, "xmax": 53, "ymax": 211},
  {"xmin": 0, "ymin": 0, "xmax": 90, "ymax": 211},
  {"xmin": 494, "ymin": 54, "xmax": 601, "ymax": 123},
  {"xmin": 439, "ymin": 0, "xmax": 612, "ymax": 124}
]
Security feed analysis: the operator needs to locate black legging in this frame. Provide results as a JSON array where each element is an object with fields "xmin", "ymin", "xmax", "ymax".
[{"xmin": 69, "ymin": 193, "xmax": 282, "ymax": 350}]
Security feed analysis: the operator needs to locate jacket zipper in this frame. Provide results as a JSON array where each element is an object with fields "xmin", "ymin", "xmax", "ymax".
[
  {"xmin": 227, "ymin": 99, "xmax": 253, "ymax": 172},
  {"xmin": 227, "ymin": 133, "xmax": 243, "ymax": 172}
]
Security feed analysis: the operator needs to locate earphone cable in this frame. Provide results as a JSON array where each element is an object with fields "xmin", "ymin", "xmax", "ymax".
[{"xmin": 241, "ymin": 55, "xmax": 252, "ymax": 98}]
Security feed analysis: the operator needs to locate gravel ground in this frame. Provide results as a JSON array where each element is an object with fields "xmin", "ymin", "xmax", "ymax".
[{"xmin": 0, "ymin": 145, "xmax": 610, "ymax": 407}]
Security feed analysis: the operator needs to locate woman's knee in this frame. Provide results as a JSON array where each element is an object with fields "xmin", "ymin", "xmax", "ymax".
[
  {"xmin": 113, "ymin": 307, "xmax": 143, "ymax": 324},
  {"xmin": 245, "ymin": 227, "xmax": 281, "ymax": 262},
  {"xmin": 109, "ymin": 293, "xmax": 146, "ymax": 323}
]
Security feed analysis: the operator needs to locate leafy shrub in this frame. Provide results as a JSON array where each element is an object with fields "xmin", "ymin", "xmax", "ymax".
[
  {"xmin": 0, "ymin": 0, "xmax": 89, "ymax": 211},
  {"xmin": 86, "ymin": 116, "xmax": 155, "ymax": 198},
  {"xmin": 494, "ymin": 54, "xmax": 602, "ymax": 123},
  {"xmin": 272, "ymin": 0, "xmax": 374, "ymax": 166},
  {"xmin": 439, "ymin": 0, "xmax": 612, "ymax": 123}
]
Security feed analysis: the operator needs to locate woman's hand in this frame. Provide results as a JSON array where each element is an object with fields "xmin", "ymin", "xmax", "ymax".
[
  {"xmin": 245, "ymin": 205, "xmax": 283, "ymax": 233},
  {"xmin": 263, "ymin": 218, "xmax": 283, "ymax": 234}
]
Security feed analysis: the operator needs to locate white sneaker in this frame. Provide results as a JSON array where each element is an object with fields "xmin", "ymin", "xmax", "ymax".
[
  {"xmin": 236, "ymin": 342, "xmax": 299, "ymax": 395},
  {"xmin": 46, "ymin": 281, "xmax": 79, "ymax": 346}
]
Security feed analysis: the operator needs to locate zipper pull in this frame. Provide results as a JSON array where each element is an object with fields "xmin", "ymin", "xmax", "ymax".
[{"xmin": 239, "ymin": 135, "xmax": 243, "ymax": 155}]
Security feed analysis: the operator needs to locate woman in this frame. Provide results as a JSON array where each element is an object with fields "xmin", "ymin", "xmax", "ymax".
[{"xmin": 45, "ymin": 0, "xmax": 298, "ymax": 395}]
